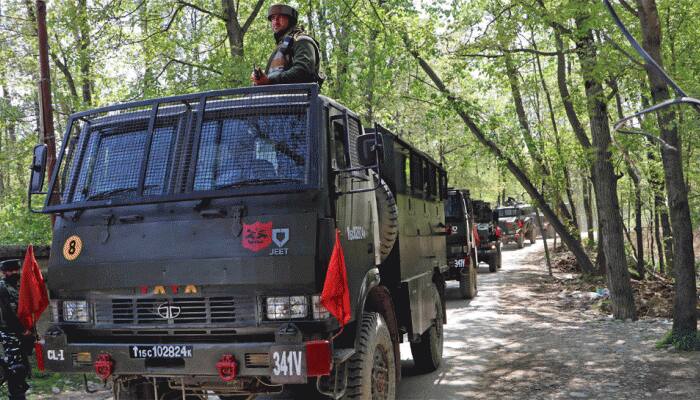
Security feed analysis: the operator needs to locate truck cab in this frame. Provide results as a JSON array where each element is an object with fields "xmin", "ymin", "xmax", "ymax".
[
  {"xmin": 28, "ymin": 84, "xmax": 447, "ymax": 399},
  {"xmin": 443, "ymin": 189, "xmax": 478, "ymax": 299},
  {"xmin": 495, "ymin": 200, "xmax": 536, "ymax": 249}
]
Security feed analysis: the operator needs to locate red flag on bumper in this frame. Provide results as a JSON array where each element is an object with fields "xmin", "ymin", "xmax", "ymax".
[
  {"xmin": 18, "ymin": 245, "xmax": 49, "ymax": 331},
  {"xmin": 320, "ymin": 230, "xmax": 351, "ymax": 327}
]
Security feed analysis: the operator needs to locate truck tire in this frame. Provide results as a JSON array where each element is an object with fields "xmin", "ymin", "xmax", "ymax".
[
  {"xmin": 410, "ymin": 285, "xmax": 444, "ymax": 373},
  {"xmin": 344, "ymin": 312, "xmax": 396, "ymax": 399},
  {"xmin": 497, "ymin": 245, "xmax": 502, "ymax": 269},
  {"xmin": 488, "ymin": 254, "xmax": 497, "ymax": 273},
  {"xmin": 517, "ymin": 233, "xmax": 524, "ymax": 248},
  {"xmin": 458, "ymin": 265, "xmax": 477, "ymax": 299},
  {"xmin": 375, "ymin": 177, "xmax": 399, "ymax": 262}
]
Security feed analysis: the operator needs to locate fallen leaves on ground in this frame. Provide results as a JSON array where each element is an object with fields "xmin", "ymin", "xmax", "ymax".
[{"xmin": 546, "ymin": 248, "xmax": 681, "ymax": 318}]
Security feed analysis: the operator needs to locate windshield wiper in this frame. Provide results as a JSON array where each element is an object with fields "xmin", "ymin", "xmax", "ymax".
[
  {"xmin": 215, "ymin": 178, "xmax": 302, "ymax": 190},
  {"xmin": 85, "ymin": 184, "xmax": 161, "ymax": 201},
  {"xmin": 85, "ymin": 187, "xmax": 139, "ymax": 201}
]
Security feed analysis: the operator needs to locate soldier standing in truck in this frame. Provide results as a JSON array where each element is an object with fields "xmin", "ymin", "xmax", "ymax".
[{"xmin": 251, "ymin": 3, "xmax": 324, "ymax": 86}]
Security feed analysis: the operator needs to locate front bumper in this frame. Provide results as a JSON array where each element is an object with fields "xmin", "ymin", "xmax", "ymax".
[{"xmin": 477, "ymin": 247, "xmax": 497, "ymax": 259}]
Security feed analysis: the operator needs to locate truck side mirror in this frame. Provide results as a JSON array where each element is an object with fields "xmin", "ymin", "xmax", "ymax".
[
  {"xmin": 357, "ymin": 134, "xmax": 382, "ymax": 167},
  {"xmin": 29, "ymin": 144, "xmax": 48, "ymax": 194}
]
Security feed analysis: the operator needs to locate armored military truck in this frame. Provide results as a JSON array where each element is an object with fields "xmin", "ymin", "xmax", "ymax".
[
  {"xmin": 472, "ymin": 200, "xmax": 501, "ymax": 272},
  {"xmin": 495, "ymin": 200, "xmax": 536, "ymax": 249},
  {"xmin": 28, "ymin": 84, "xmax": 448, "ymax": 399},
  {"xmin": 443, "ymin": 189, "xmax": 477, "ymax": 299}
]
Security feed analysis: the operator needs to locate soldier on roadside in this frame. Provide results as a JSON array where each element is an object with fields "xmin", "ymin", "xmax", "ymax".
[
  {"xmin": 251, "ymin": 4, "xmax": 324, "ymax": 86},
  {"xmin": 0, "ymin": 259, "xmax": 31, "ymax": 400}
]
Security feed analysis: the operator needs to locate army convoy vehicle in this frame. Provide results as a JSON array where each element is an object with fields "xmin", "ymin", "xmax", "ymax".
[
  {"xmin": 28, "ymin": 84, "xmax": 448, "ymax": 399},
  {"xmin": 495, "ymin": 200, "xmax": 536, "ymax": 249},
  {"xmin": 443, "ymin": 189, "xmax": 477, "ymax": 299},
  {"xmin": 472, "ymin": 200, "xmax": 502, "ymax": 273}
]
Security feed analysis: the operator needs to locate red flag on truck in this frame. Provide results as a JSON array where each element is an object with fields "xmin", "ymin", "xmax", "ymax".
[
  {"xmin": 320, "ymin": 230, "xmax": 351, "ymax": 327},
  {"xmin": 18, "ymin": 245, "xmax": 49, "ymax": 330}
]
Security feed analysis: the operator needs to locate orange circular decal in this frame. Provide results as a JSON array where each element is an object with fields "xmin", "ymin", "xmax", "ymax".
[{"xmin": 63, "ymin": 235, "xmax": 83, "ymax": 261}]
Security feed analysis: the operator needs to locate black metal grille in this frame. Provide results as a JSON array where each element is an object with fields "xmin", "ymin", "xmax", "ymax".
[
  {"xmin": 48, "ymin": 85, "xmax": 319, "ymax": 210},
  {"xmin": 95, "ymin": 296, "xmax": 254, "ymax": 326},
  {"xmin": 348, "ymin": 116, "xmax": 361, "ymax": 167}
]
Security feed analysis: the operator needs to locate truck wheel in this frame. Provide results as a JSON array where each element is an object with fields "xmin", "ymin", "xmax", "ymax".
[
  {"xmin": 410, "ymin": 285, "xmax": 444, "ymax": 373},
  {"xmin": 517, "ymin": 233, "xmax": 524, "ymax": 248},
  {"xmin": 344, "ymin": 312, "xmax": 396, "ymax": 399},
  {"xmin": 488, "ymin": 255, "xmax": 497, "ymax": 273},
  {"xmin": 497, "ymin": 245, "xmax": 503, "ymax": 269},
  {"xmin": 458, "ymin": 266, "xmax": 477, "ymax": 299}
]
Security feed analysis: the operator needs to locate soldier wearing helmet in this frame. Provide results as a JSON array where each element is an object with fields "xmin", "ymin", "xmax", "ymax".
[{"xmin": 251, "ymin": 4, "xmax": 324, "ymax": 86}]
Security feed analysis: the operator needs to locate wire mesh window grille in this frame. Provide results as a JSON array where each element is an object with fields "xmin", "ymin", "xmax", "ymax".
[
  {"xmin": 193, "ymin": 109, "xmax": 308, "ymax": 191},
  {"xmin": 347, "ymin": 117, "xmax": 361, "ymax": 167},
  {"xmin": 48, "ymin": 86, "xmax": 317, "ymax": 209}
]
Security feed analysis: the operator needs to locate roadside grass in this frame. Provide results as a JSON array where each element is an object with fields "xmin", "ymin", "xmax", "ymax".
[
  {"xmin": 28, "ymin": 364, "xmax": 86, "ymax": 394},
  {"xmin": 655, "ymin": 330, "xmax": 700, "ymax": 351},
  {"xmin": 0, "ymin": 354, "xmax": 97, "ymax": 397}
]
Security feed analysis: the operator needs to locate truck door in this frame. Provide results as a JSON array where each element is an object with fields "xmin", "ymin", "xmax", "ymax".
[{"xmin": 329, "ymin": 111, "xmax": 377, "ymax": 311}]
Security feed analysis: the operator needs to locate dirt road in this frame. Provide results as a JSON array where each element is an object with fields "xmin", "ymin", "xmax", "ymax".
[
  {"xmin": 29, "ymin": 242, "xmax": 699, "ymax": 399},
  {"xmin": 398, "ymin": 242, "xmax": 700, "ymax": 399}
]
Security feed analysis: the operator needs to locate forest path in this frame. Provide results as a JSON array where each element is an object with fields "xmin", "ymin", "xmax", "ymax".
[{"xmin": 398, "ymin": 241, "xmax": 700, "ymax": 399}]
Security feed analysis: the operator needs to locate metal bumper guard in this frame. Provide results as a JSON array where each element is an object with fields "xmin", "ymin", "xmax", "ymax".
[{"xmin": 43, "ymin": 324, "xmax": 354, "ymax": 384}]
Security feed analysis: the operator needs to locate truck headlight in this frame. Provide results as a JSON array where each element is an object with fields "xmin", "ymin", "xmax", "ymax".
[
  {"xmin": 265, "ymin": 296, "xmax": 308, "ymax": 320},
  {"xmin": 312, "ymin": 295, "xmax": 330, "ymax": 320},
  {"xmin": 62, "ymin": 300, "xmax": 89, "ymax": 322}
]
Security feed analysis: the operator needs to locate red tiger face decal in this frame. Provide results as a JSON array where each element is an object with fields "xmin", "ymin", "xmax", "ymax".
[{"xmin": 242, "ymin": 221, "xmax": 273, "ymax": 252}]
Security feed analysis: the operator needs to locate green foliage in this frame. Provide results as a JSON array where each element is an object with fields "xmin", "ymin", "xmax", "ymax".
[{"xmin": 0, "ymin": 0, "xmax": 698, "ymax": 262}]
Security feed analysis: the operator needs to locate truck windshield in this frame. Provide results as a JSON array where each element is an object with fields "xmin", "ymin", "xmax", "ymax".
[
  {"xmin": 50, "ymin": 95, "xmax": 313, "ymax": 209},
  {"xmin": 444, "ymin": 194, "xmax": 464, "ymax": 218},
  {"xmin": 193, "ymin": 113, "xmax": 307, "ymax": 191},
  {"xmin": 497, "ymin": 208, "xmax": 518, "ymax": 218}
]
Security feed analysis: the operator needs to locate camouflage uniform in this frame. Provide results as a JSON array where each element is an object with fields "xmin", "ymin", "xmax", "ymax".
[
  {"xmin": 0, "ymin": 261, "xmax": 30, "ymax": 400},
  {"xmin": 264, "ymin": 6, "xmax": 323, "ymax": 85}
]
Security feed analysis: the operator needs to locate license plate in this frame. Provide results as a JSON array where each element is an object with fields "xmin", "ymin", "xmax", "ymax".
[
  {"xmin": 129, "ymin": 345, "xmax": 193, "ymax": 359},
  {"xmin": 269, "ymin": 345, "xmax": 306, "ymax": 384}
]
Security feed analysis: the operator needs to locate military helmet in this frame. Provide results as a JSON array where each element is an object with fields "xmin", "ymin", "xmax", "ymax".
[
  {"xmin": 0, "ymin": 259, "xmax": 21, "ymax": 272},
  {"xmin": 267, "ymin": 4, "xmax": 298, "ymax": 26}
]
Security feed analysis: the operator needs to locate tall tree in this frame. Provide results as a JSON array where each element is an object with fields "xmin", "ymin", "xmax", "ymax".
[
  {"xmin": 635, "ymin": 0, "xmax": 697, "ymax": 344},
  {"xmin": 573, "ymin": 7, "xmax": 636, "ymax": 319}
]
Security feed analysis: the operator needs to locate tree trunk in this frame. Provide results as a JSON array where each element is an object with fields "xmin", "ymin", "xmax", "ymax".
[
  {"xmin": 77, "ymin": 0, "xmax": 92, "ymax": 106},
  {"xmin": 536, "ymin": 204, "xmax": 553, "ymax": 276},
  {"xmin": 582, "ymin": 176, "xmax": 595, "ymax": 247},
  {"xmin": 613, "ymin": 84, "xmax": 645, "ymax": 279},
  {"xmin": 404, "ymin": 41, "xmax": 596, "ymax": 275},
  {"xmin": 637, "ymin": 0, "xmax": 697, "ymax": 338},
  {"xmin": 654, "ymin": 208, "xmax": 664, "ymax": 273},
  {"xmin": 534, "ymin": 46, "xmax": 579, "ymax": 232},
  {"xmin": 574, "ymin": 15, "xmax": 636, "ymax": 319},
  {"xmin": 222, "ymin": 0, "xmax": 244, "ymax": 58},
  {"xmin": 220, "ymin": 0, "xmax": 265, "ymax": 59},
  {"xmin": 504, "ymin": 51, "xmax": 576, "ymax": 230}
]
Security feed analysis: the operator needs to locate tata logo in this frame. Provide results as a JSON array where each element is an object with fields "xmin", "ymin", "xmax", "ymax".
[{"xmin": 156, "ymin": 303, "xmax": 181, "ymax": 319}]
